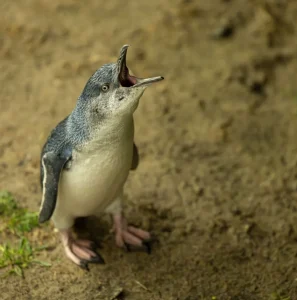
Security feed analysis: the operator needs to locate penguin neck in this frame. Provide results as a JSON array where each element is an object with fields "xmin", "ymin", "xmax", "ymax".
[
  {"xmin": 83, "ymin": 114, "xmax": 135, "ymax": 153},
  {"xmin": 93, "ymin": 113, "xmax": 135, "ymax": 146},
  {"xmin": 68, "ymin": 101, "xmax": 135, "ymax": 150}
]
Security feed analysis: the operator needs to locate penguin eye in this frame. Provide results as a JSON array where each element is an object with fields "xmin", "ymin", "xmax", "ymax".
[{"xmin": 101, "ymin": 84, "xmax": 109, "ymax": 92}]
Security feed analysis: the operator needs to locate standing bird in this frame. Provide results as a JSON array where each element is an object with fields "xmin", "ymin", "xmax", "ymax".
[{"xmin": 39, "ymin": 45, "xmax": 164, "ymax": 269}]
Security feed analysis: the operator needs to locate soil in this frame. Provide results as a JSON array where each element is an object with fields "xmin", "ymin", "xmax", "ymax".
[{"xmin": 1, "ymin": 0, "xmax": 297, "ymax": 299}]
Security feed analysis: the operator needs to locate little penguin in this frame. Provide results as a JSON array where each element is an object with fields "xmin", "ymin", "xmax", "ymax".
[{"xmin": 38, "ymin": 45, "xmax": 164, "ymax": 269}]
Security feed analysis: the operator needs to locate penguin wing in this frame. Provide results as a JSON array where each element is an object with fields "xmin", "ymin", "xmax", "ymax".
[
  {"xmin": 131, "ymin": 142, "xmax": 139, "ymax": 170},
  {"xmin": 39, "ymin": 148, "xmax": 72, "ymax": 223}
]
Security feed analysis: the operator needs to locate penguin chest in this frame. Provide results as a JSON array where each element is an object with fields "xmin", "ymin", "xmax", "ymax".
[{"xmin": 58, "ymin": 141, "xmax": 133, "ymax": 216}]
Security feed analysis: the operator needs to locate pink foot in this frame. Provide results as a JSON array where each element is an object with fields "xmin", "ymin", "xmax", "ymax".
[
  {"xmin": 112, "ymin": 215, "xmax": 151, "ymax": 253},
  {"xmin": 60, "ymin": 229, "xmax": 104, "ymax": 270}
]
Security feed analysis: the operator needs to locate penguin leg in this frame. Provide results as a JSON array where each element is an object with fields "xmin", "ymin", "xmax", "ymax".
[
  {"xmin": 60, "ymin": 228, "xmax": 104, "ymax": 270},
  {"xmin": 105, "ymin": 192, "xmax": 151, "ymax": 253},
  {"xmin": 112, "ymin": 214, "xmax": 151, "ymax": 253}
]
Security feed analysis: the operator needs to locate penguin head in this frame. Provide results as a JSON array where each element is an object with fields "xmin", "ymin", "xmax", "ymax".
[{"xmin": 79, "ymin": 45, "xmax": 164, "ymax": 118}]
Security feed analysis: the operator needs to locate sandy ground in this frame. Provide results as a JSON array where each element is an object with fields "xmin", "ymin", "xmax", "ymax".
[{"xmin": 1, "ymin": 0, "xmax": 297, "ymax": 299}]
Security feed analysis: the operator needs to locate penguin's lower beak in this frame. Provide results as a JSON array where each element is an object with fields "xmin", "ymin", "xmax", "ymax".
[
  {"xmin": 132, "ymin": 76, "xmax": 164, "ymax": 88},
  {"xmin": 117, "ymin": 45, "xmax": 164, "ymax": 88}
]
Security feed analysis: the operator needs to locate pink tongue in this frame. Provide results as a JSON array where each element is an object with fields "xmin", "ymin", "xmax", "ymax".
[
  {"xmin": 120, "ymin": 67, "xmax": 137, "ymax": 87},
  {"xmin": 129, "ymin": 75, "xmax": 137, "ymax": 85}
]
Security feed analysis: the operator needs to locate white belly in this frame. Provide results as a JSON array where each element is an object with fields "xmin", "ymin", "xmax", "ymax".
[
  {"xmin": 52, "ymin": 139, "xmax": 133, "ymax": 229},
  {"xmin": 50, "ymin": 114, "xmax": 135, "ymax": 230}
]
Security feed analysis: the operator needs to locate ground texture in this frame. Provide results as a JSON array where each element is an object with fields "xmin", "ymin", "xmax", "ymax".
[{"xmin": 1, "ymin": 0, "xmax": 297, "ymax": 299}]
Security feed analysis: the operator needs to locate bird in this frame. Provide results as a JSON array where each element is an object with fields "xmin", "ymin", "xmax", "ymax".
[{"xmin": 38, "ymin": 45, "xmax": 164, "ymax": 270}]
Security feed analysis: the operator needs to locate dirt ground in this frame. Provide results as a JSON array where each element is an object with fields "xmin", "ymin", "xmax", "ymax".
[{"xmin": 1, "ymin": 0, "xmax": 297, "ymax": 299}]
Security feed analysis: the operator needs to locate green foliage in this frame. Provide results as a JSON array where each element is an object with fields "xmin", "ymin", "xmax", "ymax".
[
  {"xmin": 0, "ymin": 238, "xmax": 51, "ymax": 277},
  {"xmin": 0, "ymin": 191, "xmax": 17, "ymax": 216},
  {"xmin": 8, "ymin": 211, "xmax": 39, "ymax": 235},
  {"xmin": 0, "ymin": 190, "xmax": 39, "ymax": 235},
  {"xmin": 0, "ymin": 191, "xmax": 50, "ymax": 277},
  {"xmin": 270, "ymin": 292, "xmax": 291, "ymax": 300}
]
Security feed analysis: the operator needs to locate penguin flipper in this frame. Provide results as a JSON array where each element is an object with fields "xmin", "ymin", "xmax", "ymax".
[
  {"xmin": 39, "ymin": 148, "xmax": 72, "ymax": 223},
  {"xmin": 131, "ymin": 142, "xmax": 139, "ymax": 170}
]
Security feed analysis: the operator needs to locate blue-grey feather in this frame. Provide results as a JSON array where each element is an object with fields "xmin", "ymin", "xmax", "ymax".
[{"xmin": 40, "ymin": 63, "xmax": 118, "ymax": 185}]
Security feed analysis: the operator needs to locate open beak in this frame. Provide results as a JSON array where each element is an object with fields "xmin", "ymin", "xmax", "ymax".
[{"xmin": 117, "ymin": 45, "xmax": 164, "ymax": 88}]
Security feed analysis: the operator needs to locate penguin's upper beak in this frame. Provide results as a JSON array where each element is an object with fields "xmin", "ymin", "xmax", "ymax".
[{"xmin": 117, "ymin": 45, "xmax": 164, "ymax": 88}]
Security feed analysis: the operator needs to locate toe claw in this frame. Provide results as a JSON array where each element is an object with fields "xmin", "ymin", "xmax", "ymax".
[
  {"xmin": 124, "ymin": 243, "xmax": 131, "ymax": 252},
  {"xmin": 90, "ymin": 252, "xmax": 105, "ymax": 264},
  {"xmin": 142, "ymin": 241, "xmax": 151, "ymax": 254},
  {"xmin": 79, "ymin": 261, "xmax": 90, "ymax": 271}
]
